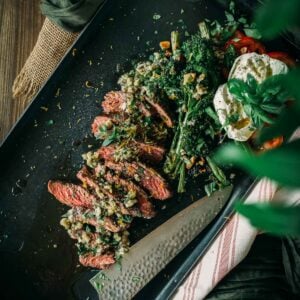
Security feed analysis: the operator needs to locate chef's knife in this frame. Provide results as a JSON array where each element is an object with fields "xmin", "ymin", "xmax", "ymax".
[{"xmin": 90, "ymin": 185, "xmax": 233, "ymax": 299}]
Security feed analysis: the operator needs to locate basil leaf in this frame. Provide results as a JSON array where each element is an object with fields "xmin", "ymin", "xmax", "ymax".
[
  {"xmin": 247, "ymin": 74, "xmax": 258, "ymax": 92},
  {"xmin": 257, "ymin": 74, "xmax": 285, "ymax": 95},
  {"xmin": 260, "ymin": 103, "xmax": 282, "ymax": 114},
  {"xmin": 243, "ymin": 91, "xmax": 260, "ymax": 105},
  {"xmin": 243, "ymin": 28, "xmax": 262, "ymax": 39},
  {"xmin": 227, "ymin": 79, "xmax": 249, "ymax": 102},
  {"xmin": 235, "ymin": 202, "xmax": 300, "ymax": 237},
  {"xmin": 243, "ymin": 104, "xmax": 252, "ymax": 118},
  {"xmin": 255, "ymin": 109, "xmax": 274, "ymax": 124},
  {"xmin": 102, "ymin": 126, "xmax": 118, "ymax": 146}
]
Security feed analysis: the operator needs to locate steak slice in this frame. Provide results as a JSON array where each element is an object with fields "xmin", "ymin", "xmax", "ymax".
[
  {"xmin": 105, "ymin": 161, "xmax": 172, "ymax": 200},
  {"xmin": 77, "ymin": 166, "xmax": 114, "ymax": 200},
  {"xmin": 103, "ymin": 216, "xmax": 129, "ymax": 233},
  {"xmin": 78, "ymin": 166, "xmax": 140, "ymax": 218},
  {"xmin": 79, "ymin": 253, "xmax": 115, "ymax": 269},
  {"xmin": 102, "ymin": 91, "xmax": 126, "ymax": 114},
  {"xmin": 104, "ymin": 172, "xmax": 156, "ymax": 219},
  {"xmin": 96, "ymin": 145, "xmax": 116, "ymax": 161},
  {"xmin": 97, "ymin": 142, "xmax": 165, "ymax": 163},
  {"xmin": 63, "ymin": 207, "xmax": 129, "ymax": 233},
  {"xmin": 91, "ymin": 115, "xmax": 114, "ymax": 138},
  {"xmin": 139, "ymin": 102, "xmax": 154, "ymax": 117},
  {"xmin": 102, "ymin": 90, "xmax": 158, "ymax": 119},
  {"xmin": 143, "ymin": 96, "xmax": 173, "ymax": 128},
  {"xmin": 135, "ymin": 142, "xmax": 165, "ymax": 162},
  {"xmin": 64, "ymin": 207, "xmax": 99, "ymax": 228},
  {"xmin": 48, "ymin": 180, "xmax": 95, "ymax": 208}
]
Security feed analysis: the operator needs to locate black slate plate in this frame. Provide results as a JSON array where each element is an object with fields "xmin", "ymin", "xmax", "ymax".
[{"xmin": 0, "ymin": 0, "xmax": 297, "ymax": 299}]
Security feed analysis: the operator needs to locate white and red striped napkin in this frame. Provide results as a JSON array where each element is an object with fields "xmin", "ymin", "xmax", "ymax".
[
  {"xmin": 174, "ymin": 129, "xmax": 300, "ymax": 300},
  {"xmin": 173, "ymin": 178, "xmax": 277, "ymax": 300}
]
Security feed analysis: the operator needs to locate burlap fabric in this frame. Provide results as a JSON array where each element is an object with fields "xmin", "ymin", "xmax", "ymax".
[{"xmin": 12, "ymin": 18, "xmax": 78, "ymax": 104}]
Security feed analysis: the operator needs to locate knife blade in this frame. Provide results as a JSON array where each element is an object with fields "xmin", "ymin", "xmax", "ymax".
[{"xmin": 90, "ymin": 185, "xmax": 233, "ymax": 299}]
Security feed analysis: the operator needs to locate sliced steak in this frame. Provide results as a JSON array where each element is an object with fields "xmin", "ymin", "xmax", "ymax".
[
  {"xmin": 144, "ymin": 97, "xmax": 173, "ymax": 128},
  {"xmin": 102, "ymin": 91, "xmax": 126, "ymax": 114},
  {"xmin": 97, "ymin": 145, "xmax": 116, "ymax": 161},
  {"xmin": 77, "ymin": 166, "xmax": 114, "ymax": 200},
  {"xmin": 103, "ymin": 216, "xmax": 129, "ymax": 233},
  {"xmin": 48, "ymin": 180, "xmax": 95, "ymax": 208},
  {"xmin": 105, "ymin": 161, "xmax": 172, "ymax": 200},
  {"xmin": 78, "ymin": 165, "xmax": 140, "ymax": 218},
  {"xmin": 105, "ymin": 172, "xmax": 156, "ymax": 219},
  {"xmin": 64, "ymin": 207, "xmax": 99, "ymax": 228},
  {"xmin": 102, "ymin": 90, "xmax": 158, "ymax": 119},
  {"xmin": 63, "ymin": 207, "xmax": 128, "ymax": 233},
  {"xmin": 79, "ymin": 253, "xmax": 115, "ymax": 269},
  {"xmin": 139, "ymin": 102, "xmax": 153, "ymax": 117},
  {"xmin": 97, "ymin": 142, "xmax": 165, "ymax": 163},
  {"xmin": 68, "ymin": 228, "xmax": 98, "ymax": 242},
  {"xmin": 91, "ymin": 115, "xmax": 114, "ymax": 137},
  {"xmin": 134, "ymin": 142, "xmax": 165, "ymax": 162}
]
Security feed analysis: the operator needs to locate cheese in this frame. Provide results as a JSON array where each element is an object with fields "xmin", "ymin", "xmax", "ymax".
[
  {"xmin": 213, "ymin": 53, "xmax": 288, "ymax": 141},
  {"xmin": 229, "ymin": 53, "xmax": 288, "ymax": 83}
]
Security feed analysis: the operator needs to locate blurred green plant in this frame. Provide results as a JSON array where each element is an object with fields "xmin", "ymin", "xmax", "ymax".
[
  {"xmin": 215, "ymin": 0, "xmax": 300, "ymax": 236},
  {"xmin": 255, "ymin": 0, "xmax": 300, "ymax": 39}
]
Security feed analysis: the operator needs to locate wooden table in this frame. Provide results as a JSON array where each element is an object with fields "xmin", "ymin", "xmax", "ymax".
[{"xmin": 0, "ymin": 0, "xmax": 44, "ymax": 142}]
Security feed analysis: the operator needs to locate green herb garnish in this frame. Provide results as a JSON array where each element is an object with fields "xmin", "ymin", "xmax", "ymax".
[{"xmin": 227, "ymin": 74, "xmax": 289, "ymax": 127}]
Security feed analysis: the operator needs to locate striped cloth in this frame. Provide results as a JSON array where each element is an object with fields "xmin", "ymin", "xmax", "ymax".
[
  {"xmin": 173, "ymin": 178, "xmax": 278, "ymax": 300},
  {"xmin": 174, "ymin": 128, "xmax": 300, "ymax": 300}
]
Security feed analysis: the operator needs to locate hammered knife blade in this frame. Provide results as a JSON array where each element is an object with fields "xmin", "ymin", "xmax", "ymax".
[{"xmin": 90, "ymin": 185, "xmax": 233, "ymax": 299}]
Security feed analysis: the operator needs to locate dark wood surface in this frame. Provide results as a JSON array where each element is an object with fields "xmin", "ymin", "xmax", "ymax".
[{"xmin": 0, "ymin": 0, "xmax": 44, "ymax": 142}]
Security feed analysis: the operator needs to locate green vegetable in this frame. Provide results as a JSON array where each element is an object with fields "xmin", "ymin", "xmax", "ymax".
[
  {"xmin": 164, "ymin": 30, "xmax": 227, "ymax": 193},
  {"xmin": 198, "ymin": 21, "xmax": 210, "ymax": 40},
  {"xmin": 102, "ymin": 126, "xmax": 118, "ymax": 146},
  {"xmin": 224, "ymin": 44, "xmax": 237, "ymax": 71},
  {"xmin": 206, "ymin": 156, "xmax": 229, "ymax": 186},
  {"xmin": 227, "ymin": 74, "xmax": 289, "ymax": 127},
  {"xmin": 205, "ymin": 107, "xmax": 221, "ymax": 125},
  {"xmin": 171, "ymin": 31, "xmax": 180, "ymax": 53},
  {"xmin": 204, "ymin": 182, "xmax": 217, "ymax": 197}
]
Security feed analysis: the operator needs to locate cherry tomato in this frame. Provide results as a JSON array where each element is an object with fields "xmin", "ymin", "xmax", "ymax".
[
  {"xmin": 267, "ymin": 51, "xmax": 295, "ymax": 67},
  {"xmin": 263, "ymin": 136, "xmax": 284, "ymax": 150},
  {"xmin": 226, "ymin": 36, "xmax": 266, "ymax": 55}
]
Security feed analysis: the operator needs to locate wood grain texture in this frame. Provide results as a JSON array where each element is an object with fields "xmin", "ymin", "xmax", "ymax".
[{"xmin": 0, "ymin": 0, "xmax": 44, "ymax": 142}]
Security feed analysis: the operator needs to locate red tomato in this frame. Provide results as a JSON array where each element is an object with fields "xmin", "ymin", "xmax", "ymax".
[
  {"xmin": 226, "ymin": 36, "xmax": 266, "ymax": 55},
  {"xmin": 267, "ymin": 51, "xmax": 295, "ymax": 67},
  {"xmin": 263, "ymin": 136, "xmax": 284, "ymax": 150}
]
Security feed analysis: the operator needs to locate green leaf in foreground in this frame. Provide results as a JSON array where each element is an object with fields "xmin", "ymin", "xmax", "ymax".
[
  {"xmin": 235, "ymin": 202, "xmax": 300, "ymax": 236},
  {"xmin": 214, "ymin": 140, "xmax": 300, "ymax": 187},
  {"xmin": 282, "ymin": 69, "xmax": 300, "ymax": 102},
  {"xmin": 258, "ymin": 107, "xmax": 300, "ymax": 143},
  {"xmin": 257, "ymin": 69, "xmax": 300, "ymax": 143},
  {"xmin": 255, "ymin": 0, "xmax": 300, "ymax": 39}
]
